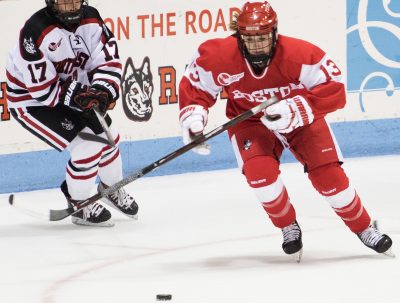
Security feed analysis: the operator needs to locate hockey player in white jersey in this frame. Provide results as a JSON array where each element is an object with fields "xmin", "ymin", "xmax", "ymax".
[{"xmin": 6, "ymin": 0, "xmax": 138, "ymax": 227}]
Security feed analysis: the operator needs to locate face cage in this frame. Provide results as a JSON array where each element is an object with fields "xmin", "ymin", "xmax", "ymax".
[
  {"xmin": 238, "ymin": 28, "xmax": 278, "ymax": 67},
  {"xmin": 46, "ymin": 0, "xmax": 87, "ymax": 26}
]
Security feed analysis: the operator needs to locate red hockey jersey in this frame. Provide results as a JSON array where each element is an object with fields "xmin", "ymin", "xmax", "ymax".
[
  {"xmin": 179, "ymin": 34, "xmax": 346, "ymax": 125},
  {"xmin": 6, "ymin": 6, "xmax": 121, "ymax": 109}
]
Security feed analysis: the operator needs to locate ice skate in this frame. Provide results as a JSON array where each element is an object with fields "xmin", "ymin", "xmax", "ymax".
[
  {"xmin": 68, "ymin": 200, "xmax": 114, "ymax": 227},
  {"xmin": 357, "ymin": 222, "xmax": 394, "ymax": 257},
  {"xmin": 61, "ymin": 181, "xmax": 114, "ymax": 227},
  {"xmin": 281, "ymin": 220, "xmax": 303, "ymax": 262},
  {"xmin": 98, "ymin": 182, "xmax": 139, "ymax": 219}
]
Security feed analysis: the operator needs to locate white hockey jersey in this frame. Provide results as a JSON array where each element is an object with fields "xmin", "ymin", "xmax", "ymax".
[{"xmin": 6, "ymin": 6, "xmax": 121, "ymax": 109}]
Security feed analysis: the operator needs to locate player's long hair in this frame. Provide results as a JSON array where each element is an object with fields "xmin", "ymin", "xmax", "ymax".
[{"xmin": 229, "ymin": 11, "xmax": 240, "ymax": 32}]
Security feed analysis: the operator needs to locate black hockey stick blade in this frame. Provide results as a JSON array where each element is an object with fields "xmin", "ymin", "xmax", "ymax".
[{"xmin": 49, "ymin": 96, "xmax": 279, "ymax": 221}]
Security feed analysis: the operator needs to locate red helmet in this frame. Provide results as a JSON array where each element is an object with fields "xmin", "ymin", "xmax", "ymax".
[
  {"xmin": 235, "ymin": 2, "xmax": 278, "ymax": 69},
  {"xmin": 237, "ymin": 1, "xmax": 277, "ymax": 36}
]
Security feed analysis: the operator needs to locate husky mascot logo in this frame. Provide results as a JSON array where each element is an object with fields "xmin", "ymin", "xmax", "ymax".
[{"xmin": 121, "ymin": 57, "xmax": 154, "ymax": 121}]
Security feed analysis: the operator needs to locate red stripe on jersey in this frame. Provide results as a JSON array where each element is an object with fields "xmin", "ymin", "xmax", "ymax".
[
  {"xmin": 102, "ymin": 134, "xmax": 120, "ymax": 152},
  {"xmin": 48, "ymin": 85, "xmax": 61, "ymax": 107},
  {"xmin": 179, "ymin": 106, "xmax": 196, "ymax": 120},
  {"xmin": 6, "ymin": 70, "xmax": 27, "ymax": 88},
  {"xmin": 27, "ymin": 76, "xmax": 59, "ymax": 92},
  {"xmin": 17, "ymin": 108, "xmax": 67, "ymax": 149},
  {"xmin": 67, "ymin": 167, "xmax": 98, "ymax": 180},
  {"xmin": 99, "ymin": 149, "xmax": 120, "ymax": 167},
  {"xmin": 74, "ymin": 150, "xmax": 102, "ymax": 165},
  {"xmin": 93, "ymin": 62, "xmax": 123, "ymax": 70},
  {"xmin": 37, "ymin": 25, "xmax": 58, "ymax": 47},
  {"xmin": 80, "ymin": 18, "xmax": 102, "ymax": 26},
  {"xmin": 7, "ymin": 94, "xmax": 32, "ymax": 102},
  {"xmin": 88, "ymin": 63, "xmax": 122, "ymax": 81}
]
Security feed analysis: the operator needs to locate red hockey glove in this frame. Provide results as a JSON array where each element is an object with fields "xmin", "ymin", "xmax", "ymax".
[
  {"xmin": 261, "ymin": 95, "xmax": 314, "ymax": 133},
  {"xmin": 179, "ymin": 104, "xmax": 211, "ymax": 155}
]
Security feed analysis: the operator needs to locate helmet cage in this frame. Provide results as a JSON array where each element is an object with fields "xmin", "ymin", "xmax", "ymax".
[
  {"xmin": 238, "ymin": 28, "xmax": 277, "ymax": 67},
  {"xmin": 45, "ymin": 0, "xmax": 87, "ymax": 27},
  {"xmin": 236, "ymin": 1, "xmax": 278, "ymax": 67}
]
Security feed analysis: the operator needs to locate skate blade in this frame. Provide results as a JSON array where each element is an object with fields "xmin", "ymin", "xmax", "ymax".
[
  {"xmin": 71, "ymin": 217, "xmax": 115, "ymax": 227},
  {"xmin": 382, "ymin": 248, "xmax": 396, "ymax": 258},
  {"xmin": 100, "ymin": 198, "xmax": 139, "ymax": 220},
  {"xmin": 291, "ymin": 248, "xmax": 303, "ymax": 263}
]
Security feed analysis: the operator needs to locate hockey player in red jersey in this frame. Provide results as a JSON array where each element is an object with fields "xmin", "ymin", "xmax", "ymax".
[
  {"xmin": 6, "ymin": 0, "xmax": 138, "ymax": 227},
  {"xmin": 178, "ymin": 1, "xmax": 393, "ymax": 258}
]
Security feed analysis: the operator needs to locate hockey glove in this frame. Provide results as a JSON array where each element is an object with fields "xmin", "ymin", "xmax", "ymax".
[
  {"xmin": 260, "ymin": 95, "xmax": 314, "ymax": 133},
  {"xmin": 179, "ymin": 105, "xmax": 211, "ymax": 155},
  {"xmin": 60, "ymin": 79, "xmax": 88, "ymax": 111},
  {"xmin": 91, "ymin": 79, "xmax": 119, "ymax": 108},
  {"xmin": 74, "ymin": 88, "xmax": 111, "ymax": 114}
]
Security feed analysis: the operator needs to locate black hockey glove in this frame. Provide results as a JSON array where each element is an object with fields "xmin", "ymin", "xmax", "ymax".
[
  {"xmin": 91, "ymin": 79, "xmax": 119, "ymax": 106},
  {"xmin": 60, "ymin": 79, "xmax": 88, "ymax": 111},
  {"xmin": 74, "ymin": 88, "xmax": 111, "ymax": 114}
]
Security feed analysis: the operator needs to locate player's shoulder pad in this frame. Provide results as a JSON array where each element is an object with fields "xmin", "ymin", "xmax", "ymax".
[
  {"xmin": 81, "ymin": 6, "xmax": 114, "ymax": 40},
  {"xmin": 197, "ymin": 36, "xmax": 238, "ymax": 69},
  {"xmin": 82, "ymin": 5, "xmax": 102, "ymax": 20},
  {"xmin": 19, "ymin": 8, "xmax": 57, "ymax": 61},
  {"xmin": 277, "ymin": 35, "xmax": 325, "ymax": 65}
]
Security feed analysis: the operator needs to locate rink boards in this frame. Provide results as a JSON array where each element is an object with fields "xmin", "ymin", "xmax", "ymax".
[{"xmin": 0, "ymin": 0, "xmax": 399, "ymax": 192}]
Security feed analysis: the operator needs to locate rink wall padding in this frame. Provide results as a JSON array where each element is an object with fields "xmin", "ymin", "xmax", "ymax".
[
  {"xmin": 1, "ymin": 118, "xmax": 399, "ymax": 194},
  {"xmin": 1, "ymin": 1, "xmax": 400, "ymax": 193}
]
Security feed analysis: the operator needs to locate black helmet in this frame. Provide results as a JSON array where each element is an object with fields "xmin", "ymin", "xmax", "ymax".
[{"xmin": 45, "ymin": 0, "xmax": 88, "ymax": 27}]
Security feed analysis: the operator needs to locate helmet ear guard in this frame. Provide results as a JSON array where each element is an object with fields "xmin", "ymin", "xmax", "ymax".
[
  {"xmin": 234, "ymin": 1, "xmax": 278, "ymax": 68},
  {"xmin": 45, "ymin": 0, "xmax": 88, "ymax": 27}
]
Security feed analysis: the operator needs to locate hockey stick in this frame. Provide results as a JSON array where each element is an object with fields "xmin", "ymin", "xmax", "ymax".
[
  {"xmin": 77, "ymin": 106, "xmax": 116, "ymax": 146},
  {"xmin": 78, "ymin": 131, "xmax": 111, "ymax": 145},
  {"xmin": 76, "ymin": 105, "xmax": 116, "ymax": 146},
  {"xmin": 92, "ymin": 105, "xmax": 115, "ymax": 147},
  {"xmin": 12, "ymin": 96, "xmax": 278, "ymax": 221},
  {"xmin": 92, "ymin": 105, "xmax": 116, "ymax": 147}
]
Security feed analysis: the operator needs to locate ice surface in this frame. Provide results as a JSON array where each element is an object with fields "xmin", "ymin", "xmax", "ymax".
[{"xmin": 0, "ymin": 155, "xmax": 399, "ymax": 303}]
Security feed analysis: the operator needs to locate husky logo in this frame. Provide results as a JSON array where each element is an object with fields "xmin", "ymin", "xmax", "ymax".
[
  {"xmin": 121, "ymin": 57, "xmax": 154, "ymax": 121},
  {"xmin": 61, "ymin": 118, "xmax": 74, "ymax": 130},
  {"xmin": 23, "ymin": 37, "xmax": 36, "ymax": 54},
  {"xmin": 217, "ymin": 72, "xmax": 244, "ymax": 86}
]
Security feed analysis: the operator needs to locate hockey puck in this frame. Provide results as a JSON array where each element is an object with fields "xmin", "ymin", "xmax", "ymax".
[
  {"xmin": 8, "ymin": 194, "xmax": 14, "ymax": 205},
  {"xmin": 156, "ymin": 294, "xmax": 172, "ymax": 301}
]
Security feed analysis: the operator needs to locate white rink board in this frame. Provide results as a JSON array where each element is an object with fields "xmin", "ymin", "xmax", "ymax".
[
  {"xmin": 0, "ymin": 0, "xmax": 355, "ymax": 154},
  {"xmin": 0, "ymin": 0, "xmax": 399, "ymax": 194}
]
